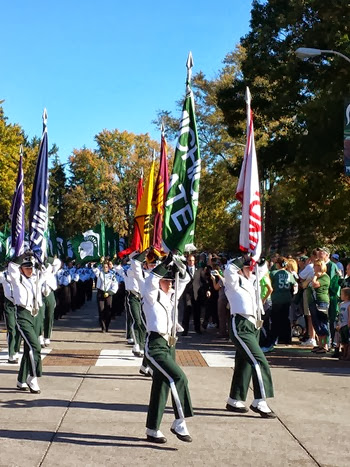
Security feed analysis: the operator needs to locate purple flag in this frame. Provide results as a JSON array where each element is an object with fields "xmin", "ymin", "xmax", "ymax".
[
  {"xmin": 29, "ymin": 109, "xmax": 49, "ymax": 263},
  {"xmin": 10, "ymin": 145, "xmax": 25, "ymax": 257}
]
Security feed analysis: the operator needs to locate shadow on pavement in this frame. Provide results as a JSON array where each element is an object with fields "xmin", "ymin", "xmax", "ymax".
[
  {"xmin": 0, "ymin": 430, "xmax": 177, "ymax": 450},
  {"xmin": 0, "ymin": 399, "xmax": 149, "ymax": 412}
]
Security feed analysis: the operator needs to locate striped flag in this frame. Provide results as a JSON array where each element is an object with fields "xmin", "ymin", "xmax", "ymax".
[
  {"xmin": 236, "ymin": 87, "xmax": 262, "ymax": 264},
  {"xmin": 162, "ymin": 52, "xmax": 201, "ymax": 254},
  {"xmin": 152, "ymin": 124, "xmax": 169, "ymax": 253},
  {"xmin": 29, "ymin": 109, "xmax": 49, "ymax": 263},
  {"xmin": 10, "ymin": 145, "xmax": 25, "ymax": 257}
]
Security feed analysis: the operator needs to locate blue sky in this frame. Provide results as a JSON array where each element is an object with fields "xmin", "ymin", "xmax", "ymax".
[{"xmin": 2, "ymin": 1, "xmax": 253, "ymax": 164}]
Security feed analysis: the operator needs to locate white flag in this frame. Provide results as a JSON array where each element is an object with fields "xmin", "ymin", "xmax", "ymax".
[{"xmin": 235, "ymin": 87, "xmax": 262, "ymax": 264}]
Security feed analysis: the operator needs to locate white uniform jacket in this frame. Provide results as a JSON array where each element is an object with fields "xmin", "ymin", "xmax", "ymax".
[
  {"xmin": 115, "ymin": 265, "xmax": 140, "ymax": 294},
  {"xmin": 224, "ymin": 263, "xmax": 261, "ymax": 325},
  {"xmin": 141, "ymin": 271, "xmax": 189, "ymax": 336},
  {"xmin": 7, "ymin": 262, "xmax": 47, "ymax": 315},
  {"xmin": 42, "ymin": 258, "xmax": 62, "ymax": 297},
  {"xmin": 0, "ymin": 270, "xmax": 14, "ymax": 303},
  {"xmin": 92, "ymin": 267, "xmax": 118, "ymax": 294}
]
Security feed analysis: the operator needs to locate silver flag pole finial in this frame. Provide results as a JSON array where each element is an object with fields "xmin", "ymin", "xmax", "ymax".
[{"xmin": 186, "ymin": 51, "xmax": 194, "ymax": 84}]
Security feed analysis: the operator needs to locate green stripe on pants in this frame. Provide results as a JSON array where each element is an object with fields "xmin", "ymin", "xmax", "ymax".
[
  {"xmin": 229, "ymin": 314, "xmax": 274, "ymax": 401},
  {"xmin": 15, "ymin": 306, "xmax": 42, "ymax": 384},
  {"xmin": 145, "ymin": 332, "xmax": 193, "ymax": 430}
]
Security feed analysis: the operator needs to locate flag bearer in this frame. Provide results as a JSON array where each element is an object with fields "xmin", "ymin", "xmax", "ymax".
[
  {"xmin": 141, "ymin": 253, "xmax": 193, "ymax": 444},
  {"xmin": 224, "ymin": 258, "xmax": 276, "ymax": 418},
  {"xmin": 8, "ymin": 251, "xmax": 47, "ymax": 393}
]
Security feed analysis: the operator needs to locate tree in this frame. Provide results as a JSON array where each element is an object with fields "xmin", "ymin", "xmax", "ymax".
[
  {"xmin": 49, "ymin": 155, "xmax": 67, "ymax": 236},
  {"xmin": 61, "ymin": 130, "xmax": 160, "ymax": 239}
]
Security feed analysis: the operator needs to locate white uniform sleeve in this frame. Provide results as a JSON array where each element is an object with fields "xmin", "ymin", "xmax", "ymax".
[{"xmin": 223, "ymin": 264, "xmax": 240, "ymax": 291}]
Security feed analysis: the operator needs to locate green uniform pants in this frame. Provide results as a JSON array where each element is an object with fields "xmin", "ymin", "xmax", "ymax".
[
  {"xmin": 229, "ymin": 314, "xmax": 274, "ymax": 401},
  {"xmin": 145, "ymin": 332, "xmax": 193, "ymax": 430},
  {"xmin": 43, "ymin": 291, "xmax": 56, "ymax": 339},
  {"xmin": 127, "ymin": 292, "xmax": 146, "ymax": 349},
  {"xmin": 3, "ymin": 298, "xmax": 21, "ymax": 358},
  {"xmin": 15, "ymin": 306, "xmax": 42, "ymax": 383}
]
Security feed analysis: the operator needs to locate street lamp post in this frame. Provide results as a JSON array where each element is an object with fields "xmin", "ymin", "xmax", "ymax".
[{"xmin": 295, "ymin": 47, "xmax": 350, "ymax": 64}]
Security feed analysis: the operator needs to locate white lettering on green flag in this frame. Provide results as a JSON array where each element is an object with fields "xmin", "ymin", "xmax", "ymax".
[{"xmin": 163, "ymin": 52, "xmax": 201, "ymax": 254}]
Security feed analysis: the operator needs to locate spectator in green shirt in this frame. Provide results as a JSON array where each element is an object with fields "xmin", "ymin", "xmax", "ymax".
[
  {"xmin": 268, "ymin": 257, "xmax": 297, "ymax": 346},
  {"xmin": 306, "ymin": 259, "xmax": 330, "ymax": 353}
]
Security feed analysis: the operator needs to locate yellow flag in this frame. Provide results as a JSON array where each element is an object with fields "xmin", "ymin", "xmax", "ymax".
[{"xmin": 135, "ymin": 156, "xmax": 155, "ymax": 250}]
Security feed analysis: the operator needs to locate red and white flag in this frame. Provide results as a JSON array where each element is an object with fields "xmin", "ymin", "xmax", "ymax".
[{"xmin": 236, "ymin": 87, "xmax": 262, "ymax": 264}]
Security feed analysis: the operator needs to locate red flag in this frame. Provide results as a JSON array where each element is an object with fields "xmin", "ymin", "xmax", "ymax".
[
  {"xmin": 152, "ymin": 125, "xmax": 169, "ymax": 252},
  {"xmin": 236, "ymin": 87, "xmax": 262, "ymax": 264},
  {"xmin": 118, "ymin": 172, "xmax": 144, "ymax": 258}
]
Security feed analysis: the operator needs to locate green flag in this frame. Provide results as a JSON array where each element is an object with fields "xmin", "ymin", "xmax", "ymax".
[
  {"xmin": 70, "ymin": 221, "xmax": 106, "ymax": 263},
  {"xmin": 47, "ymin": 222, "xmax": 58, "ymax": 257},
  {"xmin": 162, "ymin": 52, "xmax": 201, "ymax": 254}
]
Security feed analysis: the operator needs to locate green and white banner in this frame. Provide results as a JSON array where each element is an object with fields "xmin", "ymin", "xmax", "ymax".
[
  {"xmin": 162, "ymin": 52, "xmax": 201, "ymax": 254},
  {"xmin": 70, "ymin": 221, "xmax": 106, "ymax": 263}
]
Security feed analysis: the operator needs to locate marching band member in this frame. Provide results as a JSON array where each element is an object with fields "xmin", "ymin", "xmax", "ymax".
[
  {"xmin": 8, "ymin": 250, "xmax": 47, "ymax": 393},
  {"xmin": 115, "ymin": 256, "xmax": 144, "ymax": 356},
  {"xmin": 0, "ymin": 267, "xmax": 21, "ymax": 363},
  {"xmin": 141, "ymin": 253, "xmax": 193, "ymax": 444},
  {"xmin": 92, "ymin": 261, "xmax": 118, "ymax": 332},
  {"xmin": 224, "ymin": 257, "xmax": 276, "ymax": 418}
]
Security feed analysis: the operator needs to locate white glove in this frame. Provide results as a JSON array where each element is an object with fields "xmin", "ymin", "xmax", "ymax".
[{"xmin": 172, "ymin": 254, "xmax": 186, "ymax": 275}]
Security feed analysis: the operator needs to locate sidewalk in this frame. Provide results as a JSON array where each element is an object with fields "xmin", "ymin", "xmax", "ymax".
[{"xmin": 0, "ymin": 295, "xmax": 349, "ymax": 467}]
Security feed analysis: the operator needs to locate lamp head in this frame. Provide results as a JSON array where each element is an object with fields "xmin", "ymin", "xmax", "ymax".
[{"xmin": 295, "ymin": 47, "xmax": 322, "ymax": 59}]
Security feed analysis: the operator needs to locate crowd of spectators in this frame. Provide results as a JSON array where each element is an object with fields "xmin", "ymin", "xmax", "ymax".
[{"xmin": 177, "ymin": 247, "xmax": 350, "ymax": 360}]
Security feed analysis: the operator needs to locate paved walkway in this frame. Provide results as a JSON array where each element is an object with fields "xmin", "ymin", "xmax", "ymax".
[{"xmin": 0, "ymin": 294, "xmax": 349, "ymax": 467}]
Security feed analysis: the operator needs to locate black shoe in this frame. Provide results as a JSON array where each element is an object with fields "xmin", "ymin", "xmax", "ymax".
[
  {"xmin": 7, "ymin": 359, "xmax": 18, "ymax": 364},
  {"xmin": 133, "ymin": 351, "xmax": 144, "ymax": 358},
  {"xmin": 170, "ymin": 428, "xmax": 192, "ymax": 442},
  {"xmin": 249, "ymin": 404, "xmax": 276, "ymax": 419},
  {"xmin": 226, "ymin": 403, "xmax": 249, "ymax": 413},
  {"xmin": 146, "ymin": 435, "xmax": 167, "ymax": 444},
  {"xmin": 139, "ymin": 368, "xmax": 152, "ymax": 377}
]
